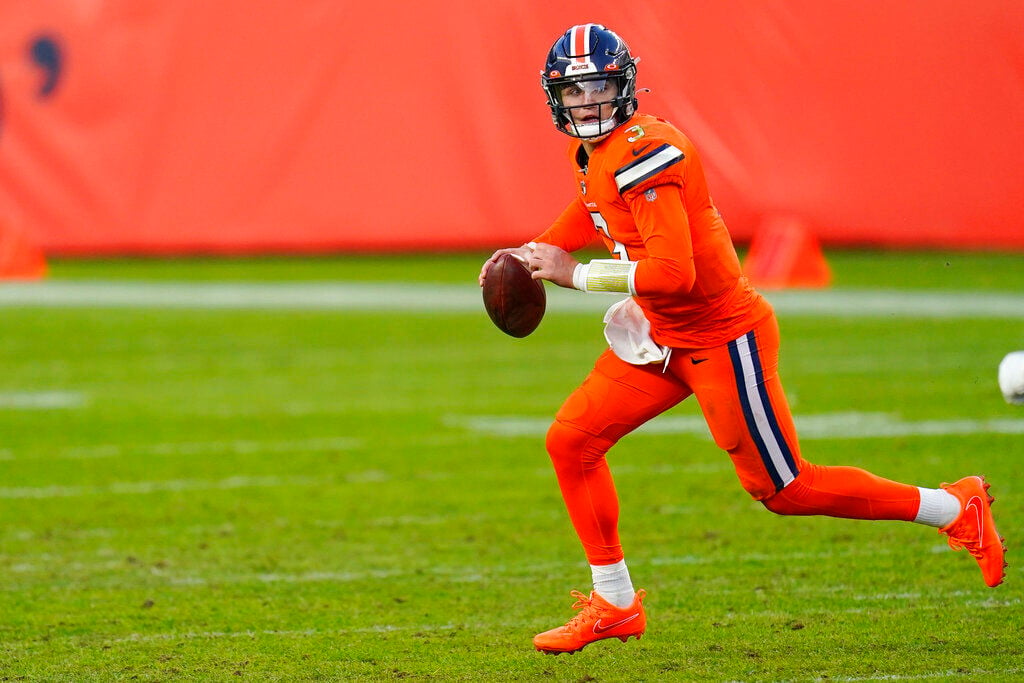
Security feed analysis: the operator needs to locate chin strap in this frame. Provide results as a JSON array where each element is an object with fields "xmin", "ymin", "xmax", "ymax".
[{"xmin": 573, "ymin": 259, "xmax": 637, "ymax": 295}]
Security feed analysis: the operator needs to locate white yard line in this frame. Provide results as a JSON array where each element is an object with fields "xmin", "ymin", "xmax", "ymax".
[
  {"xmin": 3, "ymin": 436, "xmax": 362, "ymax": 461},
  {"xmin": 0, "ymin": 391, "xmax": 86, "ymax": 409},
  {"xmin": 0, "ymin": 281, "xmax": 1020, "ymax": 318},
  {"xmin": 450, "ymin": 411, "xmax": 1024, "ymax": 439},
  {"xmin": 0, "ymin": 474, "xmax": 322, "ymax": 499},
  {"xmin": 0, "ymin": 468, "xmax": 430, "ymax": 499},
  {"xmin": 57, "ymin": 436, "xmax": 363, "ymax": 460}
]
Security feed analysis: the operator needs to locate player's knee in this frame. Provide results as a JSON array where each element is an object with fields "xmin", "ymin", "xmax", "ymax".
[
  {"xmin": 545, "ymin": 419, "xmax": 610, "ymax": 471},
  {"xmin": 761, "ymin": 488, "xmax": 795, "ymax": 516},
  {"xmin": 760, "ymin": 471, "xmax": 812, "ymax": 516},
  {"xmin": 546, "ymin": 419, "xmax": 586, "ymax": 463}
]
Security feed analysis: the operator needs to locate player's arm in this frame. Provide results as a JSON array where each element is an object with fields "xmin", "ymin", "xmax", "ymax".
[
  {"xmin": 517, "ymin": 196, "xmax": 600, "ymax": 288},
  {"xmin": 625, "ymin": 182, "xmax": 697, "ymax": 296},
  {"xmin": 571, "ymin": 139, "xmax": 696, "ymax": 295},
  {"xmin": 532, "ymin": 196, "xmax": 599, "ymax": 253},
  {"xmin": 566, "ymin": 184, "xmax": 695, "ymax": 295}
]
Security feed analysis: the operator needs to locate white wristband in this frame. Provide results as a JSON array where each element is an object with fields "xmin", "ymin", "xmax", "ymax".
[
  {"xmin": 573, "ymin": 259, "xmax": 637, "ymax": 294},
  {"xmin": 572, "ymin": 263, "xmax": 590, "ymax": 291}
]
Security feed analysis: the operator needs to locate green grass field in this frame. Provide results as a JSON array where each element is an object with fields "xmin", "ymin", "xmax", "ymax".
[{"xmin": 1, "ymin": 250, "xmax": 1023, "ymax": 681}]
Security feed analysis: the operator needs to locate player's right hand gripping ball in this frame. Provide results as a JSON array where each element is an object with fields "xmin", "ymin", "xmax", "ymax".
[{"xmin": 482, "ymin": 253, "xmax": 546, "ymax": 337}]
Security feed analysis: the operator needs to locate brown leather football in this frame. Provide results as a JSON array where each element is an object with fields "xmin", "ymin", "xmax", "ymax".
[{"xmin": 482, "ymin": 253, "xmax": 546, "ymax": 337}]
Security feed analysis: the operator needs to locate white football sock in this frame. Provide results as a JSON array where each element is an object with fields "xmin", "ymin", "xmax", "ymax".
[
  {"xmin": 914, "ymin": 487, "xmax": 961, "ymax": 527},
  {"xmin": 591, "ymin": 560, "xmax": 635, "ymax": 608}
]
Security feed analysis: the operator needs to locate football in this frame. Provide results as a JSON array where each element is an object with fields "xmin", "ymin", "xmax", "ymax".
[
  {"xmin": 482, "ymin": 253, "xmax": 546, "ymax": 337},
  {"xmin": 999, "ymin": 351, "xmax": 1024, "ymax": 405}
]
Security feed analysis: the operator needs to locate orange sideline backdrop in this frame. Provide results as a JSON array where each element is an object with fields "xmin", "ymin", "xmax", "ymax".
[{"xmin": 1, "ymin": 1, "xmax": 1022, "ymax": 254}]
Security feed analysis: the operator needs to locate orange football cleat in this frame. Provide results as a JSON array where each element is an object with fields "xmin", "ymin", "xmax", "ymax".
[
  {"xmin": 533, "ymin": 589, "xmax": 647, "ymax": 654},
  {"xmin": 940, "ymin": 476, "xmax": 1007, "ymax": 587}
]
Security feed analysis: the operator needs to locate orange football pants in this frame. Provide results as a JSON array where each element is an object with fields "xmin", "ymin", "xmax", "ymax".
[{"xmin": 546, "ymin": 314, "xmax": 920, "ymax": 565}]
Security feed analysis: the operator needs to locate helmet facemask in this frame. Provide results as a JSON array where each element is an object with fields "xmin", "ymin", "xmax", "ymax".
[{"xmin": 547, "ymin": 72, "xmax": 635, "ymax": 140}]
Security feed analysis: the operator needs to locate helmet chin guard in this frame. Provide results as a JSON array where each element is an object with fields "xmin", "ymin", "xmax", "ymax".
[
  {"xmin": 564, "ymin": 113, "xmax": 620, "ymax": 140},
  {"xmin": 541, "ymin": 24, "xmax": 639, "ymax": 140}
]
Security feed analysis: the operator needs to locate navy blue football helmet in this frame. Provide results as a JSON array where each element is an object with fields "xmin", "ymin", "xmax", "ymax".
[{"xmin": 541, "ymin": 24, "xmax": 638, "ymax": 139}]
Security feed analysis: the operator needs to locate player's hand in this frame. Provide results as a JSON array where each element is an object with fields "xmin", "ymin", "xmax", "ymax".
[
  {"xmin": 528, "ymin": 243, "xmax": 580, "ymax": 289},
  {"xmin": 479, "ymin": 245, "xmax": 535, "ymax": 287}
]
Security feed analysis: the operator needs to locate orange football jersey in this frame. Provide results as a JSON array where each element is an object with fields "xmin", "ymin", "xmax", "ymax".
[{"xmin": 533, "ymin": 113, "xmax": 771, "ymax": 349}]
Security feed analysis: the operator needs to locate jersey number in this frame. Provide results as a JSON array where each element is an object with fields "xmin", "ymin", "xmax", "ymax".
[{"xmin": 589, "ymin": 211, "xmax": 629, "ymax": 260}]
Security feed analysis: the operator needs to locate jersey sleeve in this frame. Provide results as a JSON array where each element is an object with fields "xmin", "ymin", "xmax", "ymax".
[
  {"xmin": 627, "ymin": 182, "xmax": 697, "ymax": 296},
  {"xmin": 613, "ymin": 142, "xmax": 687, "ymax": 202},
  {"xmin": 533, "ymin": 196, "xmax": 598, "ymax": 253},
  {"xmin": 601, "ymin": 133, "xmax": 696, "ymax": 296}
]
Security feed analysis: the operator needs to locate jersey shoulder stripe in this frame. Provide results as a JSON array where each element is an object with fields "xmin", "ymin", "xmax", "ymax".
[{"xmin": 613, "ymin": 143, "xmax": 685, "ymax": 193}]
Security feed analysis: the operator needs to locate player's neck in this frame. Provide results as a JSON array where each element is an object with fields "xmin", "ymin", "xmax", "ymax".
[
  {"xmin": 581, "ymin": 140, "xmax": 601, "ymax": 156},
  {"xmin": 581, "ymin": 131, "xmax": 615, "ymax": 156}
]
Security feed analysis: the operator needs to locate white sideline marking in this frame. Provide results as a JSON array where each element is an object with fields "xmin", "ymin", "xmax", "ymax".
[
  {"xmin": 0, "ymin": 391, "xmax": 86, "ymax": 409},
  {"xmin": 0, "ymin": 281, "xmax": 1021, "ymax": 318},
  {"xmin": 450, "ymin": 411, "xmax": 1024, "ymax": 439}
]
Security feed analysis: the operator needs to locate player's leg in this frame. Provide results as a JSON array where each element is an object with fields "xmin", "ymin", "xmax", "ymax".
[
  {"xmin": 535, "ymin": 349, "xmax": 689, "ymax": 653},
  {"xmin": 546, "ymin": 349, "xmax": 689, "ymax": 573},
  {"xmin": 681, "ymin": 314, "xmax": 926, "ymax": 515},
  {"xmin": 680, "ymin": 314, "xmax": 1005, "ymax": 586}
]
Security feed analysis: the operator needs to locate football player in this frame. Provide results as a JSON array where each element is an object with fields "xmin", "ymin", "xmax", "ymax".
[{"xmin": 479, "ymin": 23, "xmax": 1006, "ymax": 655}]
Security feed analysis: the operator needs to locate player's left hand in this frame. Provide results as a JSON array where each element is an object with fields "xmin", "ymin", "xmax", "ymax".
[
  {"xmin": 479, "ymin": 244, "xmax": 534, "ymax": 287},
  {"xmin": 528, "ymin": 243, "xmax": 580, "ymax": 289}
]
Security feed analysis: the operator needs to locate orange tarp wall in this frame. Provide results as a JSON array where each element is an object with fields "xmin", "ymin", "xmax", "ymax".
[{"xmin": 1, "ymin": 1, "xmax": 1022, "ymax": 255}]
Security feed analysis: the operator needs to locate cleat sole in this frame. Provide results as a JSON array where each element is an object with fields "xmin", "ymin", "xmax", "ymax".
[{"xmin": 537, "ymin": 631, "xmax": 644, "ymax": 654}]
